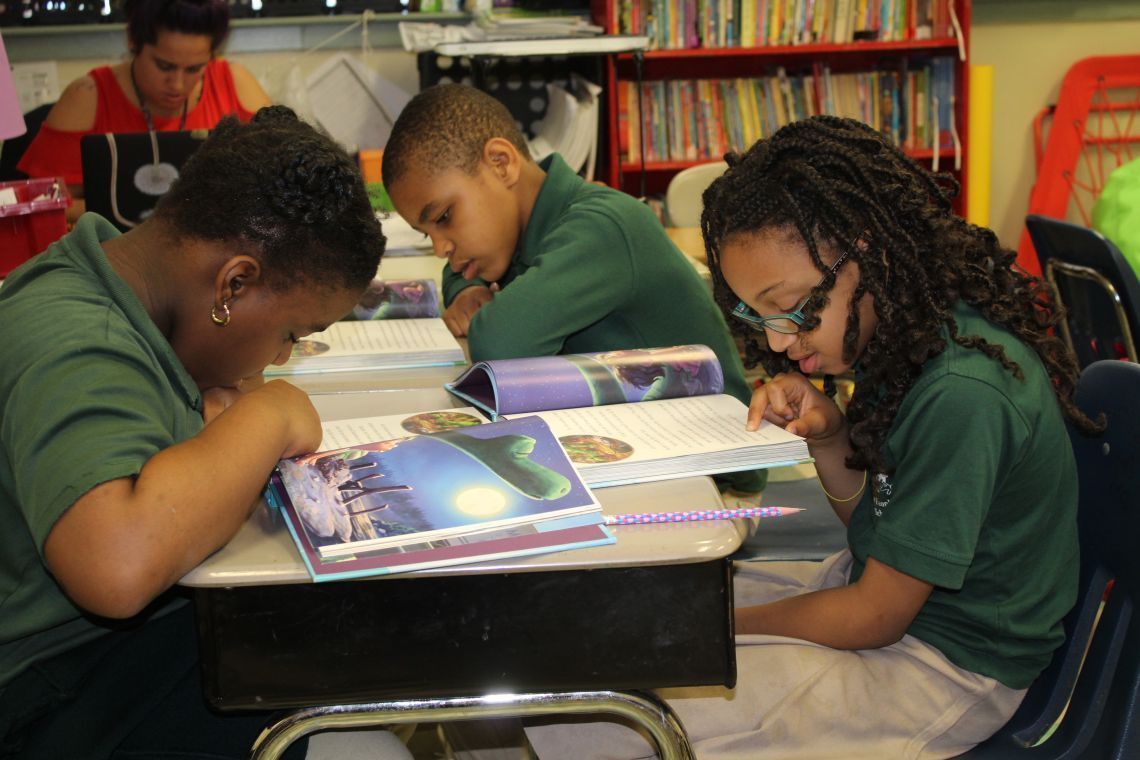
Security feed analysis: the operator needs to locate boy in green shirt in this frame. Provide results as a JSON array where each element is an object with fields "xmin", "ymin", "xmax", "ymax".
[{"xmin": 382, "ymin": 83, "xmax": 765, "ymax": 493}]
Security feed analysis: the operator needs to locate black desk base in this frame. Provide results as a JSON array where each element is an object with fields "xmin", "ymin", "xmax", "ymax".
[{"xmin": 195, "ymin": 558, "xmax": 736, "ymax": 711}]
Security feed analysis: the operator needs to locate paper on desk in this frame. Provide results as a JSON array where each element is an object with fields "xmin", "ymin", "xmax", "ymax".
[{"xmin": 378, "ymin": 212, "xmax": 432, "ymax": 255}]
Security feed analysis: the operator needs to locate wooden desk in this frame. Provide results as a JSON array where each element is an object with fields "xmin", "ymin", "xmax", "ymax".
[
  {"xmin": 185, "ymin": 381, "xmax": 734, "ymax": 758},
  {"xmin": 183, "ymin": 389, "xmax": 742, "ymax": 711}
]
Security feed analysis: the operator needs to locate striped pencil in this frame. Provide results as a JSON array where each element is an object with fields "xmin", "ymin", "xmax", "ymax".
[{"xmin": 603, "ymin": 506, "xmax": 803, "ymax": 526}]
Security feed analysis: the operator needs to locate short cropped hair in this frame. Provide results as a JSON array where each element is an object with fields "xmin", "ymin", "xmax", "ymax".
[
  {"xmin": 155, "ymin": 106, "xmax": 385, "ymax": 292},
  {"xmin": 122, "ymin": 0, "xmax": 230, "ymax": 53},
  {"xmin": 382, "ymin": 83, "xmax": 531, "ymax": 187}
]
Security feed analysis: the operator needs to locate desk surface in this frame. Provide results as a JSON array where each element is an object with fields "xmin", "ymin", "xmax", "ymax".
[{"xmin": 182, "ymin": 386, "xmax": 745, "ymax": 588}]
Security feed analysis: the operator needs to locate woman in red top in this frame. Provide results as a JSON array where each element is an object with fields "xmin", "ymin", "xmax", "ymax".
[{"xmin": 17, "ymin": 0, "xmax": 270, "ymax": 221}]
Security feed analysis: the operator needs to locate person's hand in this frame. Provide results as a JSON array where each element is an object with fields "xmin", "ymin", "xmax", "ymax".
[
  {"xmin": 443, "ymin": 284, "xmax": 498, "ymax": 337},
  {"xmin": 747, "ymin": 372, "xmax": 846, "ymax": 444},
  {"xmin": 249, "ymin": 380, "xmax": 323, "ymax": 459}
]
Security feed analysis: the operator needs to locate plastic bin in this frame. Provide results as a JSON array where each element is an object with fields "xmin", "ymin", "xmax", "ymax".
[{"xmin": 0, "ymin": 177, "xmax": 70, "ymax": 277}]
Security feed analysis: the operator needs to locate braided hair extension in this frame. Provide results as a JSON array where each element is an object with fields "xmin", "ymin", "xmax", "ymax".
[{"xmin": 701, "ymin": 116, "xmax": 1100, "ymax": 476}]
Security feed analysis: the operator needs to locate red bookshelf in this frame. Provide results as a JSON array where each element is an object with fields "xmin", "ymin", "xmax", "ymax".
[{"xmin": 590, "ymin": 0, "xmax": 972, "ymax": 211}]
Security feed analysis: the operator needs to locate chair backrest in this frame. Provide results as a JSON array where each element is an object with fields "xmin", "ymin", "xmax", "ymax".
[
  {"xmin": 963, "ymin": 360, "xmax": 1140, "ymax": 758},
  {"xmin": 664, "ymin": 161, "xmax": 727, "ymax": 228},
  {"xmin": 1026, "ymin": 214, "xmax": 1140, "ymax": 365},
  {"xmin": 0, "ymin": 102, "xmax": 54, "ymax": 182}
]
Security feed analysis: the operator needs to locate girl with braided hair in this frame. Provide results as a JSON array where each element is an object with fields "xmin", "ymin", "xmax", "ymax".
[{"xmin": 521, "ymin": 116, "xmax": 1099, "ymax": 758}]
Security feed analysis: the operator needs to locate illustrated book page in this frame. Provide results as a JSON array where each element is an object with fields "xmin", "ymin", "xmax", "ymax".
[{"xmin": 446, "ymin": 344, "xmax": 724, "ymax": 419}]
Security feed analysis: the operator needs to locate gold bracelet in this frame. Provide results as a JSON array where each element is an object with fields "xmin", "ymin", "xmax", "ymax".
[{"xmin": 820, "ymin": 470, "xmax": 868, "ymax": 503}]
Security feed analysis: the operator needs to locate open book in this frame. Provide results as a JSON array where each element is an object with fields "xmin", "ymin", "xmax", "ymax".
[
  {"xmin": 267, "ymin": 413, "xmax": 612, "ymax": 581},
  {"xmin": 345, "ymin": 278, "xmax": 441, "ymax": 321},
  {"xmin": 445, "ymin": 345, "xmax": 810, "ymax": 488},
  {"xmin": 264, "ymin": 318, "xmax": 465, "ymax": 376},
  {"xmin": 446, "ymin": 344, "xmax": 727, "ymax": 419}
]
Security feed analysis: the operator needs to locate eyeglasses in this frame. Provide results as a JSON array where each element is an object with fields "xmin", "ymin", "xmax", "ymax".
[{"xmin": 730, "ymin": 250, "xmax": 852, "ymax": 335}]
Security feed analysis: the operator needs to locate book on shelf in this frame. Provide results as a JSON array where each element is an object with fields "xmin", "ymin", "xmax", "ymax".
[
  {"xmin": 615, "ymin": 0, "xmax": 956, "ymax": 49},
  {"xmin": 445, "ymin": 344, "xmax": 811, "ymax": 488},
  {"xmin": 344, "ymin": 278, "xmax": 441, "ymax": 321},
  {"xmin": 267, "ymin": 413, "xmax": 613, "ymax": 581},
  {"xmin": 264, "ymin": 318, "xmax": 465, "ymax": 376},
  {"xmin": 621, "ymin": 57, "xmax": 956, "ymax": 163}
]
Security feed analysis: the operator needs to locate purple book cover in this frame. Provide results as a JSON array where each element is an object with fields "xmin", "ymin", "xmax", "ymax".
[{"xmin": 446, "ymin": 344, "xmax": 724, "ymax": 419}]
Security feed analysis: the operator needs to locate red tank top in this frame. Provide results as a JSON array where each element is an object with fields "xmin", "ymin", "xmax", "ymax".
[{"xmin": 17, "ymin": 58, "xmax": 255, "ymax": 186}]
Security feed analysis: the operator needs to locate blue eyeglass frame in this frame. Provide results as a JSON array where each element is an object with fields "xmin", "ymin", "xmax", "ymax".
[{"xmin": 730, "ymin": 249, "xmax": 852, "ymax": 335}]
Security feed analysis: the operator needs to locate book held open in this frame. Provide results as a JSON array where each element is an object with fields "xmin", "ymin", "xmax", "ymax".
[
  {"xmin": 267, "ymin": 413, "xmax": 611, "ymax": 581},
  {"xmin": 445, "ymin": 344, "xmax": 810, "ymax": 488}
]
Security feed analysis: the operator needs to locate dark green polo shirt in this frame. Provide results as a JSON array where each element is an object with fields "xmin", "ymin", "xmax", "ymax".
[
  {"xmin": 847, "ymin": 303, "xmax": 1078, "ymax": 689},
  {"xmin": 442, "ymin": 154, "xmax": 764, "ymax": 492},
  {"xmin": 0, "ymin": 214, "xmax": 204, "ymax": 691}
]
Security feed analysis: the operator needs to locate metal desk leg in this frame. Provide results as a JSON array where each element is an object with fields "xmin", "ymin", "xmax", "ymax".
[{"xmin": 251, "ymin": 690, "xmax": 694, "ymax": 760}]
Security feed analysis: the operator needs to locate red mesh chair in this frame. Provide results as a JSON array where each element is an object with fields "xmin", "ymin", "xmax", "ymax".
[{"xmin": 1017, "ymin": 56, "xmax": 1140, "ymax": 277}]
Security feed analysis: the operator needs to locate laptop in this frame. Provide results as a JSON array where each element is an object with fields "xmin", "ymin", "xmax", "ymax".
[{"xmin": 81, "ymin": 129, "xmax": 209, "ymax": 231}]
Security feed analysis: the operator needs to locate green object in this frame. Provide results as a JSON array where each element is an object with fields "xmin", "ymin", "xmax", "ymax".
[
  {"xmin": 846, "ymin": 302, "xmax": 1079, "ymax": 690},
  {"xmin": 366, "ymin": 182, "xmax": 394, "ymax": 213},
  {"xmin": 1091, "ymin": 157, "xmax": 1140, "ymax": 278}
]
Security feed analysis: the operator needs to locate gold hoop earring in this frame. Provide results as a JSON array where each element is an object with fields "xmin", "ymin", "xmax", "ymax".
[{"xmin": 210, "ymin": 300, "xmax": 231, "ymax": 327}]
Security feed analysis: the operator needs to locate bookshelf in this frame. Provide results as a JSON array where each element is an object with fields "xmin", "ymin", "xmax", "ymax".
[{"xmin": 588, "ymin": 0, "xmax": 972, "ymax": 214}]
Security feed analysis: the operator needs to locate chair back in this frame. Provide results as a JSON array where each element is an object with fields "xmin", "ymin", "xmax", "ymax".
[
  {"xmin": 0, "ymin": 102, "xmax": 54, "ymax": 181},
  {"xmin": 665, "ymin": 161, "xmax": 727, "ymax": 228},
  {"xmin": 963, "ymin": 359, "xmax": 1140, "ymax": 758},
  {"xmin": 1027, "ymin": 214, "xmax": 1140, "ymax": 365}
]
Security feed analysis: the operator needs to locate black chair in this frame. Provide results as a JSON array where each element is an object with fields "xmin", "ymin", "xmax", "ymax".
[
  {"xmin": 962, "ymin": 359, "xmax": 1140, "ymax": 758},
  {"xmin": 0, "ymin": 102, "xmax": 54, "ymax": 182},
  {"xmin": 1026, "ymin": 214, "xmax": 1140, "ymax": 365}
]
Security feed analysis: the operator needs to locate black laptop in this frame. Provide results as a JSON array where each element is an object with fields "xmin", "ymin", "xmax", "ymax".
[{"xmin": 81, "ymin": 129, "xmax": 209, "ymax": 231}]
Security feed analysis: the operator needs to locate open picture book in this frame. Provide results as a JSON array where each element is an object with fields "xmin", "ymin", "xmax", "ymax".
[
  {"xmin": 266, "ymin": 412, "xmax": 612, "ymax": 581},
  {"xmin": 344, "ymin": 278, "xmax": 441, "ymax": 321},
  {"xmin": 264, "ymin": 318, "xmax": 465, "ymax": 376},
  {"xmin": 443, "ymin": 345, "xmax": 811, "ymax": 487}
]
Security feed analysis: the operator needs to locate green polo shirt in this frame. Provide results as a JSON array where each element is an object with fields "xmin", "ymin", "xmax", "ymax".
[
  {"xmin": 847, "ymin": 303, "xmax": 1078, "ymax": 689},
  {"xmin": 0, "ymin": 214, "xmax": 204, "ymax": 692},
  {"xmin": 442, "ymin": 154, "xmax": 764, "ymax": 492}
]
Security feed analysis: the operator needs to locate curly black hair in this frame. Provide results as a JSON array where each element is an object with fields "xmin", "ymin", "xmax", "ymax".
[
  {"xmin": 701, "ymin": 115, "xmax": 1100, "ymax": 476},
  {"xmin": 382, "ymin": 83, "xmax": 531, "ymax": 188},
  {"xmin": 122, "ymin": 0, "xmax": 230, "ymax": 52},
  {"xmin": 155, "ymin": 106, "xmax": 384, "ymax": 293}
]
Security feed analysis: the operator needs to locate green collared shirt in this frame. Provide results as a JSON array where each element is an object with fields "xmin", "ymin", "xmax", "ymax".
[
  {"xmin": 0, "ymin": 214, "xmax": 203, "ymax": 691},
  {"xmin": 442, "ymin": 153, "xmax": 763, "ymax": 492},
  {"xmin": 847, "ymin": 302, "xmax": 1078, "ymax": 689}
]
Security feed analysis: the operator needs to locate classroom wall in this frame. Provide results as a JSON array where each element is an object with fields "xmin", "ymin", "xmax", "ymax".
[{"xmin": 971, "ymin": 16, "xmax": 1140, "ymax": 249}]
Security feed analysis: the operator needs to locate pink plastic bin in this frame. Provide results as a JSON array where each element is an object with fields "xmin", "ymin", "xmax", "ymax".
[{"xmin": 0, "ymin": 177, "xmax": 70, "ymax": 277}]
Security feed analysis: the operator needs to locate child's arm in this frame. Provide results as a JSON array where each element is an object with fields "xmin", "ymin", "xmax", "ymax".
[
  {"xmin": 748, "ymin": 373, "xmax": 865, "ymax": 524},
  {"xmin": 442, "ymin": 283, "xmax": 498, "ymax": 337},
  {"xmin": 42, "ymin": 380, "xmax": 320, "ymax": 620},
  {"xmin": 735, "ymin": 556, "xmax": 933, "ymax": 648}
]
